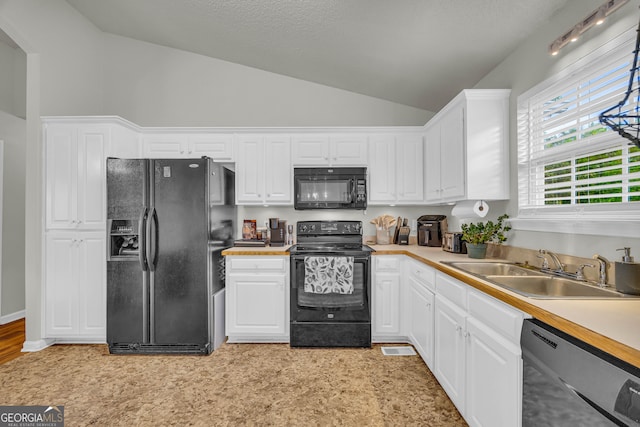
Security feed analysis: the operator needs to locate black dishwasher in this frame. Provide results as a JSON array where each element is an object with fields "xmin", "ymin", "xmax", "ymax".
[{"xmin": 521, "ymin": 319, "xmax": 640, "ymax": 426}]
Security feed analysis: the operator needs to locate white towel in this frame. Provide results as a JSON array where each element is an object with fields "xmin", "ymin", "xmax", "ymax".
[{"xmin": 304, "ymin": 256, "xmax": 354, "ymax": 294}]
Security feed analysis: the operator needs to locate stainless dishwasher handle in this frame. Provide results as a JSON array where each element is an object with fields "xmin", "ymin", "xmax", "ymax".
[{"xmin": 561, "ymin": 379, "xmax": 625, "ymax": 426}]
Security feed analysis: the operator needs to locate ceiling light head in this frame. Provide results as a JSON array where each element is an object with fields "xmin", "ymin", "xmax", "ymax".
[
  {"xmin": 595, "ymin": 6, "xmax": 607, "ymax": 25},
  {"xmin": 569, "ymin": 25, "xmax": 582, "ymax": 42}
]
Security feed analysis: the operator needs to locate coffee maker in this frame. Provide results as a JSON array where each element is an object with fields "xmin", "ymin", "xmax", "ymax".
[
  {"xmin": 269, "ymin": 218, "xmax": 287, "ymax": 247},
  {"xmin": 417, "ymin": 215, "xmax": 448, "ymax": 247}
]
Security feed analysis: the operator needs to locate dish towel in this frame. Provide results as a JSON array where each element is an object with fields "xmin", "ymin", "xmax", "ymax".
[{"xmin": 304, "ymin": 256, "xmax": 355, "ymax": 294}]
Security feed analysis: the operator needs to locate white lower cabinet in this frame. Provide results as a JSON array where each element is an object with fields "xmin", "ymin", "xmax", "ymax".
[
  {"xmin": 406, "ymin": 259, "xmax": 436, "ymax": 368},
  {"xmin": 465, "ymin": 317, "xmax": 521, "ymax": 427},
  {"xmin": 434, "ymin": 272, "xmax": 526, "ymax": 427},
  {"xmin": 434, "ymin": 294, "xmax": 467, "ymax": 411},
  {"xmin": 44, "ymin": 231, "xmax": 106, "ymax": 340},
  {"xmin": 372, "ymin": 256, "xmax": 404, "ymax": 340},
  {"xmin": 225, "ymin": 256, "xmax": 289, "ymax": 342}
]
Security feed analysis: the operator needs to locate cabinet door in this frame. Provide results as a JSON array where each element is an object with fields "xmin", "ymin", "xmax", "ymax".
[
  {"xmin": 330, "ymin": 135, "xmax": 368, "ymax": 165},
  {"xmin": 434, "ymin": 295, "xmax": 467, "ymax": 414},
  {"xmin": 367, "ymin": 135, "xmax": 396, "ymax": 203},
  {"xmin": 189, "ymin": 134, "xmax": 234, "ymax": 161},
  {"xmin": 396, "ymin": 134, "xmax": 424, "ymax": 202},
  {"xmin": 408, "ymin": 278, "xmax": 435, "ymax": 368},
  {"xmin": 77, "ymin": 234, "xmax": 106, "ymax": 338},
  {"xmin": 373, "ymin": 272, "xmax": 402, "ymax": 336},
  {"xmin": 142, "ymin": 134, "xmax": 188, "ymax": 158},
  {"xmin": 45, "ymin": 125, "xmax": 78, "ymax": 229},
  {"xmin": 264, "ymin": 136, "xmax": 292, "ymax": 204},
  {"xmin": 466, "ymin": 317, "xmax": 521, "ymax": 427},
  {"xmin": 424, "ymin": 124, "xmax": 442, "ymax": 202},
  {"xmin": 45, "ymin": 233, "xmax": 78, "ymax": 337},
  {"xmin": 236, "ymin": 137, "xmax": 265, "ymax": 204},
  {"xmin": 439, "ymin": 105, "xmax": 465, "ymax": 201},
  {"xmin": 226, "ymin": 275, "xmax": 286, "ymax": 335},
  {"xmin": 292, "ymin": 135, "xmax": 329, "ymax": 165},
  {"xmin": 76, "ymin": 126, "xmax": 108, "ymax": 230}
]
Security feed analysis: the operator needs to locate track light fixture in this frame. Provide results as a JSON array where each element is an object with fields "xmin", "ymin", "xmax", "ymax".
[{"xmin": 549, "ymin": 0, "xmax": 629, "ymax": 56}]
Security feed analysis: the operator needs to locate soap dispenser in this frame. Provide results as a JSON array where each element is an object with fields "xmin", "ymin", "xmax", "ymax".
[{"xmin": 614, "ymin": 247, "xmax": 640, "ymax": 295}]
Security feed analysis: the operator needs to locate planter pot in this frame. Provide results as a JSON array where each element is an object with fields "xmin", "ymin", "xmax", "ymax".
[{"xmin": 467, "ymin": 243, "xmax": 488, "ymax": 259}]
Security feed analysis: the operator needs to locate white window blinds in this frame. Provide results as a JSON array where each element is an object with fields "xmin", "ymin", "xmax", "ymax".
[{"xmin": 517, "ymin": 33, "xmax": 640, "ymax": 216}]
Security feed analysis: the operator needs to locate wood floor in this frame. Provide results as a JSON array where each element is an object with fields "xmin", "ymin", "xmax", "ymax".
[{"xmin": 0, "ymin": 318, "xmax": 25, "ymax": 364}]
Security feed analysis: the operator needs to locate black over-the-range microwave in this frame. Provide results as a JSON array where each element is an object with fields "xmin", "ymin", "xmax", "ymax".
[{"xmin": 294, "ymin": 167, "xmax": 367, "ymax": 210}]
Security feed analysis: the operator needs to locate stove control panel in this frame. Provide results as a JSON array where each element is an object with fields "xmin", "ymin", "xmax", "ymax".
[{"xmin": 297, "ymin": 221, "xmax": 362, "ymax": 236}]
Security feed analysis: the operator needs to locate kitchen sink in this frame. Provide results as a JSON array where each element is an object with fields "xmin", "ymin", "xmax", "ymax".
[
  {"xmin": 445, "ymin": 262, "xmax": 547, "ymax": 277},
  {"xmin": 444, "ymin": 261, "xmax": 640, "ymax": 299},
  {"xmin": 485, "ymin": 276, "xmax": 631, "ymax": 299}
]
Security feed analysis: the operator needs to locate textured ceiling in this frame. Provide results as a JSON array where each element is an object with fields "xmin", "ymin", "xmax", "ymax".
[{"xmin": 66, "ymin": 0, "xmax": 569, "ymax": 112}]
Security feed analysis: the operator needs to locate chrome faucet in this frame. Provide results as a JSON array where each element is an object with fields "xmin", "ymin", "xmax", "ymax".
[
  {"xmin": 592, "ymin": 254, "xmax": 609, "ymax": 287},
  {"xmin": 538, "ymin": 249, "xmax": 565, "ymax": 272}
]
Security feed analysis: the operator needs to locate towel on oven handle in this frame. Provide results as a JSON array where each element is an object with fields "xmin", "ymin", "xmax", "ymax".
[{"xmin": 304, "ymin": 256, "xmax": 354, "ymax": 294}]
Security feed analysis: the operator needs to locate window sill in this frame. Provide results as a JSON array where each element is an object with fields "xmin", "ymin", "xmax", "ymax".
[{"xmin": 510, "ymin": 217, "xmax": 640, "ymax": 238}]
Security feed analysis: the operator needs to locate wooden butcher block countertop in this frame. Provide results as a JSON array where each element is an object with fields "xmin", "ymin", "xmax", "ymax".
[{"xmin": 222, "ymin": 244, "xmax": 640, "ymax": 368}]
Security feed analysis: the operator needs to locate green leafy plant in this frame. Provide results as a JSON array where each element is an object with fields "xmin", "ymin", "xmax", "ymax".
[{"xmin": 461, "ymin": 214, "xmax": 511, "ymax": 245}]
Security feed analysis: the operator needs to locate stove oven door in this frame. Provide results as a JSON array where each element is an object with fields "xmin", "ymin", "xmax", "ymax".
[{"xmin": 290, "ymin": 252, "xmax": 371, "ymax": 323}]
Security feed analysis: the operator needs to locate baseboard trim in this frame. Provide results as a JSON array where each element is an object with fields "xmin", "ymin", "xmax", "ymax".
[
  {"xmin": 0, "ymin": 309, "xmax": 25, "ymax": 325},
  {"xmin": 22, "ymin": 339, "xmax": 54, "ymax": 352}
]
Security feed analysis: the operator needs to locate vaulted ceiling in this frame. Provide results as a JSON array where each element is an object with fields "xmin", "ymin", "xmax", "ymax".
[{"xmin": 66, "ymin": 0, "xmax": 569, "ymax": 112}]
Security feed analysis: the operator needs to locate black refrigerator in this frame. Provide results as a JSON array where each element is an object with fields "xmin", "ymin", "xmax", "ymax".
[{"xmin": 106, "ymin": 157, "xmax": 235, "ymax": 354}]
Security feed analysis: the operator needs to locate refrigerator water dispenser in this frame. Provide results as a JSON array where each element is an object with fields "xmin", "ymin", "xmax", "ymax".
[{"xmin": 108, "ymin": 219, "xmax": 140, "ymax": 260}]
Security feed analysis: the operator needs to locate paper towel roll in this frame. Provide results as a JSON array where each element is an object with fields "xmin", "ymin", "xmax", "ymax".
[{"xmin": 451, "ymin": 200, "xmax": 489, "ymax": 219}]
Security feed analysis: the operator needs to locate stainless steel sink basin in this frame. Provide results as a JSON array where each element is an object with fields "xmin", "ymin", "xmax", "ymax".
[
  {"xmin": 445, "ymin": 262, "xmax": 547, "ymax": 277},
  {"xmin": 444, "ymin": 261, "xmax": 639, "ymax": 299},
  {"xmin": 485, "ymin": 276, "xmax": 630, "ymax": 299}
]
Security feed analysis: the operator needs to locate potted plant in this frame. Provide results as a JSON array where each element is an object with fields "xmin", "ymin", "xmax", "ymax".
[{"xmin": 460, "ymin": 214, "xmax": 511, "ymax": 259}]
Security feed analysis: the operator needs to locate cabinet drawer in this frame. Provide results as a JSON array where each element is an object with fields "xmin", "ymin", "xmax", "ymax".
[
  {"xmin": 468, "ymin": 289, "xmax": 525, "ymax": 343},
  {"xmin": 227, "ymin": 256, "xmax": 287, "ymax": 273},
  {"xmin": 407, "ymin": 259, "xmax": 436, "ymax": 293},
  {"xmin": 436, "ymin": 272, "xmax": 467, "ymax": 309},
  {"xmin": 374, "ymin": 256, "xmax": 402, "ymax": 272}
]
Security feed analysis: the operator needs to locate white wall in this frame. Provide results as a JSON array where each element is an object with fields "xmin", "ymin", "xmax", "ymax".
[
  {"xmin": 0, "ymin": 0, "xmax": 103, "ymax": 116},
  {"xmin": 101, "ymin": 34, "xmax": 433, "ymax": 127},
  {"xmin": 0, "ymin": 111, "xmax": 25, "ymax": 321},
  {"xmin": 0, "ymin": 38, "xmax": 25, "ymax": 118},
  {"xmin": 470, "ymin": 0, "xmax": 640, "ymax": 261}
]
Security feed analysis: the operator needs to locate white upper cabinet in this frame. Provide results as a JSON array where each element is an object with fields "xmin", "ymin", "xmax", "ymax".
[
  {"xmin": 45, "ymin": 124, "xmax": 108, "ymax": 231},
  {"xmin": 368, "ymin": 133, "xmax": 424, "ymax": 204},
  {"xmin": 142, "ymin": 132, "xmax": 234, "ymax": 161},
  {"xmin": 424, "ymin": 89, "xmax": 510, "ymax": 204},
  {"xmin": 292, "ymin": 134, "xmax": 368, "ymax": 166},
  {"xmin": 236, "ymin": 135, "xmax": 292, "ymax": 205}
]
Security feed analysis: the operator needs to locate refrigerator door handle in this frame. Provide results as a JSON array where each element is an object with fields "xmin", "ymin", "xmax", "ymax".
[
  {"xmin": 139, "ymin": 208, "xmax": 149, "ymax": 271},
  {"xmin": 147, "ymin": 207, "xmax": 159, "ymax": 271}
]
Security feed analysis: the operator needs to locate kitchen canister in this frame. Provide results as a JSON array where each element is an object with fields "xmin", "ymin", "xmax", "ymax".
[
  {"xmin": 615, "ymin": 247, "xmax": 640, "ymax": 295},
  {"xmin": 376, "ymin": 228, "xmax": 391, "ymax": 245}
]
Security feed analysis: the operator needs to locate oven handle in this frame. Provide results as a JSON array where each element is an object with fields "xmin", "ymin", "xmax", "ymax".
[{"xmin": 290, "ymin": 254, "xmax": 370, "ymax": 261}]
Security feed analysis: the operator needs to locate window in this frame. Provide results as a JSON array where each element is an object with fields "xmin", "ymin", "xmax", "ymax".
[{"xmin": 516, "ymin": 27, "xmax": 640, "ymax": 236}]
